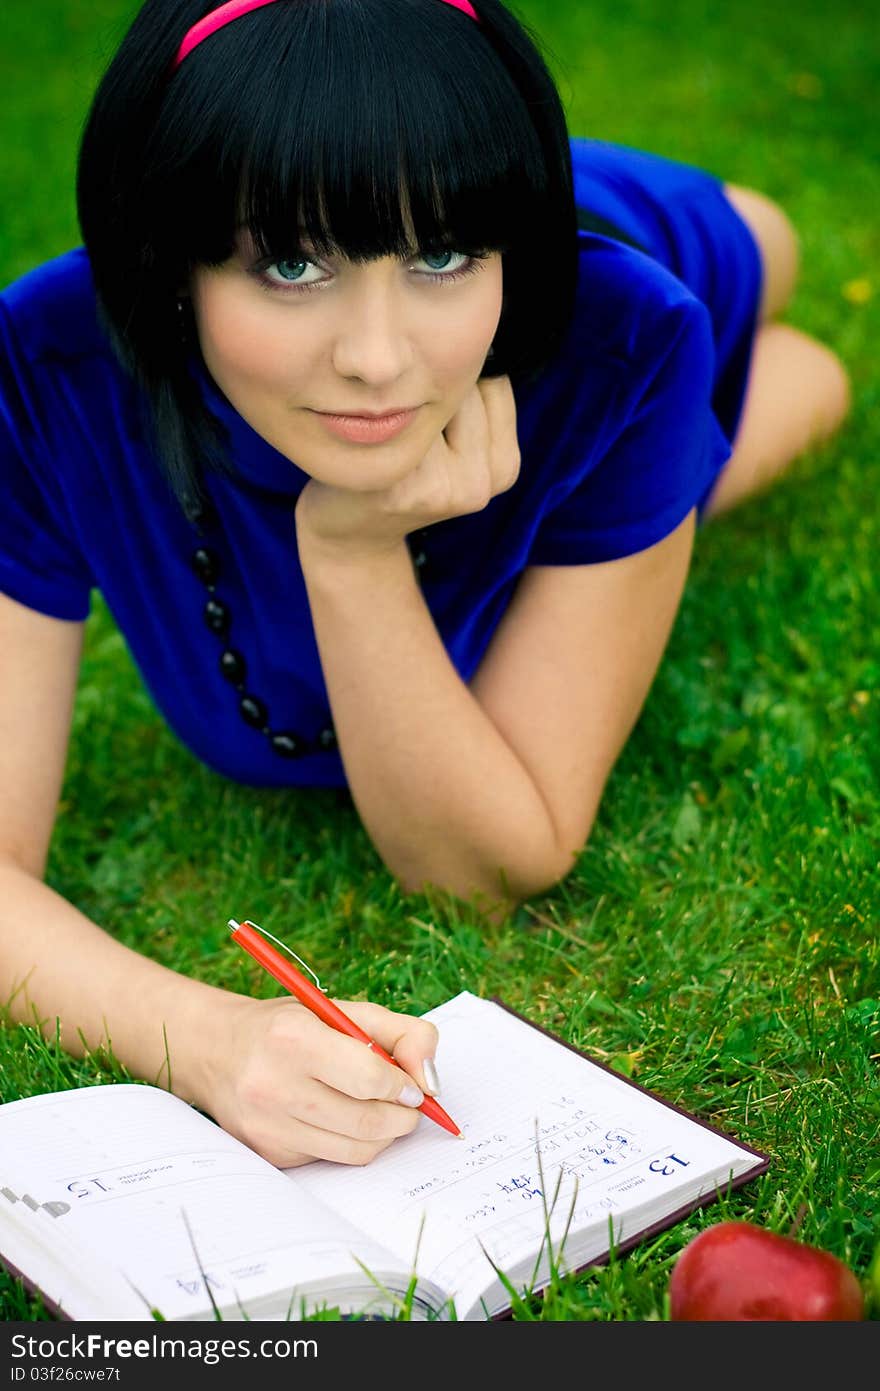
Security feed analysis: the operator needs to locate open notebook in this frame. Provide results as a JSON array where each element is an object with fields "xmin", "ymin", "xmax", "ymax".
[{"xmin": 0, "ymin": 991, "xmax": 768, "ymax": 1321}]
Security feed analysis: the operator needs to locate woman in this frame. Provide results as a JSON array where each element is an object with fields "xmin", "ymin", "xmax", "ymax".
[{"xmin": 0, "ymin": 0, "xmax": 850, "ymax": 1166}]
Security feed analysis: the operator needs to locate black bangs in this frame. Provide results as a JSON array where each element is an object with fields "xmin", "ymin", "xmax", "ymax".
[{"xmin": 157, "ymin": 0, "xmax": 547, "ymax": 269}]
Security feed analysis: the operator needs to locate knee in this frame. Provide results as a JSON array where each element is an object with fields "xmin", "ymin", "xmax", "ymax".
[
  {"xmin": 817, "ymin": 343, "xmax": 853, "ymax": 436},
  {"xmin": 726, "ymin": 184, "xmax": 800, "ymax": 256},
  {"xmin": 724, "ymin": 183, "xmax": 801, "ymax": 320},
  {"xmin": 768, "ymin": 323, "xmax": 853, "ymax": 438}
]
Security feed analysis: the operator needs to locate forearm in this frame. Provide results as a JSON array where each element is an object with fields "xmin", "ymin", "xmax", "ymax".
[
  {"xmin": 297, "ymin": 534, "xmax": 564, "ymax": 905},
  {"xmin": 0, "ymin": 858, "xmax": 231, "ymax": 1105}
]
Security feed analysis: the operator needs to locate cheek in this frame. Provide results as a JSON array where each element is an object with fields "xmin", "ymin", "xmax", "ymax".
[
  {"xmin": 469, "ymin": 263, "xmax": 505, "ymax": 357},
  {"xmin": 427, "ymin": 270, "xmax": 504, "ymax": 377},
  {"xmin": 193, "ymin": 281, "xmax": 301, "ymax": 391}
]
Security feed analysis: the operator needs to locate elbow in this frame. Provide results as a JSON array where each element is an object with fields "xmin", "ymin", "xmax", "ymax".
[
  {"xmin": 499, "ymin": 804, "xmax": 592, "ymax": 904},
  {"xmin": 391, "ymin": 830, "xmax": 585, "ymax": 915},
  {"xmin": 505, "ymin": 842, "xmax": 583, "ymax": 905},
  {"xmin": 0, "ymin": 845, "xmax": 48, "ymax": 883}
]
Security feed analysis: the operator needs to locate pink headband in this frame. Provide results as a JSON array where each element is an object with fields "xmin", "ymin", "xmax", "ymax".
[{"xmin": 173, "ymin": 0, "xmax": 480, "ymax": 70}]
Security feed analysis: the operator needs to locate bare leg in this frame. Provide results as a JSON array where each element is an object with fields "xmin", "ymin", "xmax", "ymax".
[{"xmin": 702, "ymin": 184, "xmax": 852, "ymax": 519}]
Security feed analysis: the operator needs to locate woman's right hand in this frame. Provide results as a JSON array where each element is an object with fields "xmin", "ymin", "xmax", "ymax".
[{"xmin": 196, "ymin": 992, "xmax": 441, "ymax": 1168}]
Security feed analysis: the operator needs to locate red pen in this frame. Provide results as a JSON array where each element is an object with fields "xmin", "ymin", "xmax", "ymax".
[{"xmin": 228, "ymin": 918, "xmax": 463, "ymax": 1138}]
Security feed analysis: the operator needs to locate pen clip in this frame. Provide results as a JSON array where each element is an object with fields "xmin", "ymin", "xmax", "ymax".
[{"xmin": 227, "ymin": 918, "xmax": 328, "ymax": 994}]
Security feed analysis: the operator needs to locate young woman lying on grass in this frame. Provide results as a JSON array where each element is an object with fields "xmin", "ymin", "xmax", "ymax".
[{"xmin": 0, "ymin": 0, "xmax": 851, "ymax": 1166}]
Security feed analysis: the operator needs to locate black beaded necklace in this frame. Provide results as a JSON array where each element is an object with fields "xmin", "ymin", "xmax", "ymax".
[
  {"xmin": 189, "ymin": 522, "xmax": 431, "ymax": 761},
  {"xmin": 189, "ymin": 542, "xmax": 337, "ymax": 759}
]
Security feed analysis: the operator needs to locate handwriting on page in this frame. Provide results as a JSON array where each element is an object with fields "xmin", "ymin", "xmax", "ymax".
[
  {"xmin": 298, "ymin": 1083, "xmax": 701, "ymax": 1248},
  {"xmin": 400, "ymin": 1096, "xmax": 693, "ymax": 1227}
]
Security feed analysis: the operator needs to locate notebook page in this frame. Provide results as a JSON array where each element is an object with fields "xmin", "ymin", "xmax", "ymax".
[
  {"xmin": 293, "ymin": 992, "xmax": 760, "ymax": 1317},
  {"xmin": 0, "ymin": 1084, "xmax": 406, "ymax": 1320}
]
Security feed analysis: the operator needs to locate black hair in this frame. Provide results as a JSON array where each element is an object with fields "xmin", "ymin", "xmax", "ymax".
[{"xmin": 77, "ymin": 0, "xmax": 581, "ymax": 515}]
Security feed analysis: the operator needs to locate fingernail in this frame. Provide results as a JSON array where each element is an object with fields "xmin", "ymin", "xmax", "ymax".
[
  {"xmin": 399, "ymin": 1083, "xmax": 424, "ymax": 1108},
  {"xmin": 423, "ymin": 1058, "xmax": 440, "ymax": 1095}
]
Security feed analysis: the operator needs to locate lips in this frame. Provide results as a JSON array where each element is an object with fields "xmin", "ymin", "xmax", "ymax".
[
  {"xmin": 314, "ymin": 407, "xmax": 419, "ymax": 444},
  {"xmin": 325, "ymin": 408, "xmax": 416, "ymax": 419}
]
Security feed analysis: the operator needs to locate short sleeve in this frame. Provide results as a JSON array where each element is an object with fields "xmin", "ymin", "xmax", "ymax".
[
  {"xmin": 528, "ymin": 295, "xmax": 732, "ymax": 565},
  {"xmin": 0, "ymin": 303, "xmax": 92, "ymax": 620}
]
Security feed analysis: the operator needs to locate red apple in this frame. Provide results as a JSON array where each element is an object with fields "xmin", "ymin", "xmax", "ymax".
[{"xmin": 669, "ymin": 1220, "xmax": 865, "ymax": 1321}]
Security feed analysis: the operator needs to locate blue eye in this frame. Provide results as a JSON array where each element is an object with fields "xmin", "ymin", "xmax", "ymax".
[
  {"xmin": 259, "ymin": 257, "xmax": 327, "ymax": 288},
  {"xmin": 412, "ymin": 250, "xmax": 484, "ymax": 285},
  {"xmin": 421, "ymin": 252, "xmax": 457, "ymax": 272},
  {"xmin": 272, "ymin": 259, "xmax": 309, "ymax": 281}
]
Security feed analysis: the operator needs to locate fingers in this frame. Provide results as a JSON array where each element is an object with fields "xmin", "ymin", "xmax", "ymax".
[
  {"xmin": 219, "ymin": 997, "xmax": 443, "ymax": 1168},
  {"xmin": 275, "ymin": 1112, "xmax": 411, "ymax": 1168},
  {"xmin": 283, "ymin": 1080, "xmax": 423, "ymax": 1167},
  {"xmin": 402, "ymin": 388, "xmax": 488, "ymax": 520},
  {"xmin": 261, "ymin": 1029, "xmax": 426, "ymax": 1167},
  {"xmin": 480, "ymin": 375, "xmax": 521, "ymax": 494},
  {"xmin": 442, "ymin": 376, "xmax": 520, "ymax": 509},
  {"xmin": 251, "ymin": 1101, "xmax": 421, "ymax": 1169},
  {"xmin": 443, "ymin": 377, "xmax": 490, "ymax": 462},
  {"xmin": 441, "ymin": 383, "xmax": 492, "ymax": 511},
  {"xmin": 343, "ymin": 1000, "xmax": 442, "ymax": 1097},
  {"xmin": 305, "ymin": 1026, "xmax": 424, "ymax": 1108}
]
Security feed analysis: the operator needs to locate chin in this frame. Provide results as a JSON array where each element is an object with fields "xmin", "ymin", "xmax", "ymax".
[
  {"xmin": 291, "ymin": 447, "xmax": 411, "ymax": 491},
  {"xmin": 307, "ymin": 429, "xmax": 436, "ymax": 487}
]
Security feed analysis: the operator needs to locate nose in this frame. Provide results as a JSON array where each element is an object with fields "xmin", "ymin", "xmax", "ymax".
[{"xmin": 330, "ymin": 263, "xmax": 415, "ymax": 385}]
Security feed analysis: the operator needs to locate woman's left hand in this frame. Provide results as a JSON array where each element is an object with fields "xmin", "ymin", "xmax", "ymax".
[{"xmin": 295, "ymin": 376, "xmax": 520, "ymax": 559}]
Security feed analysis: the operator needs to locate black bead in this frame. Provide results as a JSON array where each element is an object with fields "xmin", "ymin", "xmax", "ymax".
[
  {"xmin": 239, "ymin": 695, "xmax": 268, "ymax": 728},
  {"xmin": 184, "ymin": 493, "xmax": 217, "ymax": 530},
  {"xmin": 204, "ymin": 598, "xmax": 230, "ymax": 636},
  {"xmin": 191, "ymin": 547, "xmax": 220, "ymax": 586},
  {"xmin": 318, "ymin": 726, "xmax": 338, "ymax": 751},
  {"xmin": 270, "ymin": 732, "xmax": 306, "ymax": 758},
  {"xmin": 408, "ymin": 532, "xmax": 428, "ymax": 574},
  {"xmin": 219, "ymin": 649, "xmax": 246, "ymax": 684}
]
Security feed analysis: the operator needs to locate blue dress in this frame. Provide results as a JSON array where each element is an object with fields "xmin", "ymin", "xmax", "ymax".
[
  {"xmin": 0, "ymin": 139, "xmax": 763, "ymax": 789},
  {"xmin": 569, "ymin": 139, "xmax": 763, "ymax": 448}
]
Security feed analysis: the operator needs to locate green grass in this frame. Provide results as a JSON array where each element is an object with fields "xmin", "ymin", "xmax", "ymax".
[{"xmin": 1, "ymin": 0, "xmax": 878, "ymax": 1322}]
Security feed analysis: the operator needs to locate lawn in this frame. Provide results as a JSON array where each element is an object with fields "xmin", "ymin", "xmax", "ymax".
[{"xmin": 0, "ymin": 0, "xmax": 877, "ymax": 1322}]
